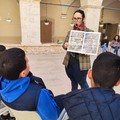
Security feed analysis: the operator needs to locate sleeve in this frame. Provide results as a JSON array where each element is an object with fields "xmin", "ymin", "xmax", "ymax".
[
  {"xmin": 36, "ymin": 89, "xmax": 60, "ymax": 120},
  {"xmin": 110, "ymin": 40, "xmax": 114, "ymax": 48},
  {"xmin": 62, "ymin": 31, "xmax": 70, "ymax": 50}
]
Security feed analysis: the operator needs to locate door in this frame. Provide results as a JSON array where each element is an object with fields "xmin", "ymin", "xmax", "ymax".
[
  {"xmin": 105, "ymin": 23, "xmax": 118, "ymax": 41},
  {"xmin": 41, "ymin": 20, "xmax": 52, "ymax": 43}
]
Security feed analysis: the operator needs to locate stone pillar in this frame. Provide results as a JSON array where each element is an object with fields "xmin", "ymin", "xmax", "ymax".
[
  {"xmin": 80, "ymin": 0, "xmax": 103, "ymax": 66},
  {"xmin": 118, "ymin": 24, "xmax": 120, "ymax": 36},
  {"xmin": 19, "ymin": 0, "xmax": 41, "ymax": 46},
  {"xmin": 80, "ymin": 0, "xmax": 103, "ymax": 32}
]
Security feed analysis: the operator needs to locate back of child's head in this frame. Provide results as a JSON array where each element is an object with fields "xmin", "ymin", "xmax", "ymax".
[
  {"xmin": 0, "ymin": 48, "xmax": 26, "ymax": 80},
  {"xmin": 92, "ymin": 52, "xmax": 120, "ymax": 88},
  {"xmin": 0, "ymin": 45, "xmax": 6, "ymax": 52}
]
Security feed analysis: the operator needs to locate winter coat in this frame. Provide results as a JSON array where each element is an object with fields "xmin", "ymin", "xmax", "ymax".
[
  {"xmin": 0, "ymin": 72, "xmax": 60, "ymax": 120},
  {"xmin": 63, "ymin": 87, "xmax": 120, "ymax": 120}
]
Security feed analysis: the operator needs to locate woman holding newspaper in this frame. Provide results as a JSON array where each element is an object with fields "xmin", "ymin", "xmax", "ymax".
[{"xmin": 62, "ymin": 9, "xmax": 93, "ymax": 91}]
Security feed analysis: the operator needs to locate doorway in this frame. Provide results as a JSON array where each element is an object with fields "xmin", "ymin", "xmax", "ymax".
[
  {"xmin": 99, "ymin": 23, "xmax": 118, "ymax": 41},
  {"xmin": 41, "ymin": 20, "xmax": 52, "ymax": 43}
]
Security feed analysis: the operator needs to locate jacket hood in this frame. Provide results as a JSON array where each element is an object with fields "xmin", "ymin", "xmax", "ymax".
[{"xmin": 0, "ymin": 77, "xmax": 30, "ymax": 103}]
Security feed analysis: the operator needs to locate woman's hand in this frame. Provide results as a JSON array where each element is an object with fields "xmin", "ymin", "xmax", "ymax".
[{"xmin": 64, "ymin": 42, "xmax": 69, "ymax": 49}]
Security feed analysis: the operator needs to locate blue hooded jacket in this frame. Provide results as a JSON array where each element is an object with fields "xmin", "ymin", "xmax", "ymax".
[{"xmin": 0, "ymin": 75, "xmax": 60, "ymax": 120}]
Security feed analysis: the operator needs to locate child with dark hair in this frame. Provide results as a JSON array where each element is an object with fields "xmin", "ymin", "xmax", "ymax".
[
  {"xmin": 101, "ymin": 36, "xmax": 109, "ymax": 53},
  {"xmin": 63, "ymin": 52, "xmax": 120, "ymax": 120},
  {"xmin": 0, "ymin": 48, "xmax": 62, "ymax": 120}
]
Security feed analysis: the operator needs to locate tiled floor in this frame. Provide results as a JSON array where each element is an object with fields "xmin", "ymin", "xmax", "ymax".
[
  {"xmin": 27, "ymin": 51, "xmax": 120, "ymax": 96},
  {"xmin": 27, "ymin": 52, "xmax": 71, "ymax": 95}
]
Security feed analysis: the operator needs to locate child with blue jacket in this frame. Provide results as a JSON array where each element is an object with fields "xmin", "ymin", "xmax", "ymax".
[
  {"xmin": 63, "ymin": 52, "xmax": 120, "ymax": 120},
  {"xmin": 0, "ymin": 48, "xmax": 62, "ymax": 120}
]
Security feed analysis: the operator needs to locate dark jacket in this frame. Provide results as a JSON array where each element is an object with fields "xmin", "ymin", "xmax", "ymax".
[
  {"xmin": 63, "ymin": 87, "xmax": 120, "ymax": 120},
  {"xmin": 0, "ymin": 72, "xmax": 60, "ymax": 120},
  {"xmin": 101, "ymin": 39, "xmax": 109, "ymax": 47}
]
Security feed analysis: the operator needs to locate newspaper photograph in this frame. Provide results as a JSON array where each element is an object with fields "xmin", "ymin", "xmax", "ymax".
[{"xmin": 67, "ymin": 30, "xmax": 101, "ymax": 55}]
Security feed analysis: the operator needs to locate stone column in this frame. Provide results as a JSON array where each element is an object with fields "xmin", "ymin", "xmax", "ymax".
[
  {"xmin": 80, "ymin": 0, "xmax": 103, "ymax": 32},
  {"xmin": 19, "ymin": 0, "xmax": 41, "ymax": 46},
  {"xmin": 80, "ymin": 0, "xmax": 103, "ymax": 66},
  {"xmin": 118, "ymin": 24, "xmax": 120, "ymax": 36}
]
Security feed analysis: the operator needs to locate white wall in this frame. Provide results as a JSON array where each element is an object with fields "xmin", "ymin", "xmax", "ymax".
[{"xmin": 0, "ymin": 0, "xmax": 21, "ymax": 44}]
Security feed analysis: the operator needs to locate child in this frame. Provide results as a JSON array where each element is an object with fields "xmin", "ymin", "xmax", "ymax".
[
  {"xmin": 101, "ymin": 36, "xmax": 109, "ymax": 53},
  {"xmin": 0, "ymin": 48, "xmax": 61, "ymax": 120},
  {"xmin": 63, "ymin": 52, "xmax": 120, "ymax": 120}
]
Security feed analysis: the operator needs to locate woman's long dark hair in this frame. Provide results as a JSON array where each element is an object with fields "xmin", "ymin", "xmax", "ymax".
[{"xmin": 113, "ymin": 35, "xmax": 120, "ymax": 42}]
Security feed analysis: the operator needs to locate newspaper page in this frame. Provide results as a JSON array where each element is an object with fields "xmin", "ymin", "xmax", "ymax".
[{"xmin": 67, "ymin": 30, "xmax": 101, "ymax": 55}]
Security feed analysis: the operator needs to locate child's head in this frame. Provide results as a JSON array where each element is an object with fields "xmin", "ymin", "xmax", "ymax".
[
  {"xmin": 88, "ymin": 52, "xmax": 120, "ymax": 88},
  {"xmin": 104, "ymin": 36, "xmax": 108, "ymax": 40},
  {"xmin": 0, "ymin": 48, "xmax": 30, "ymax": 80}
]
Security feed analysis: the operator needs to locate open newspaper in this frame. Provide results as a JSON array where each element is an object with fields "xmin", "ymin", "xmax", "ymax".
[{"xmin": 67, "ymin": 30, "xmax": 101, "ymax": 55}]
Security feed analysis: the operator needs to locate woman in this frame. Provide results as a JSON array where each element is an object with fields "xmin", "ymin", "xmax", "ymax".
[
  {"xmin": 110, "ymin": 35, "xmax": 120, "ymax": 55},
  {"xmin": 62, "ymin": 9, "xmax": 93, "ymax": 91}
]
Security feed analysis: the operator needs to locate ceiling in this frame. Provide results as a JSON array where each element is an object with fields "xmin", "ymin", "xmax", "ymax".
[
  {"xmin": 41, "ymin": 0, "xmax": 120, "ymax": 10},
  {"xmin": 102, "ymin": 0, "xmax": 120, "ymax": 11},
  {"xmin": 102, "ymin": 0, "xmax": 120, "ymax": 8}
]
